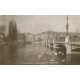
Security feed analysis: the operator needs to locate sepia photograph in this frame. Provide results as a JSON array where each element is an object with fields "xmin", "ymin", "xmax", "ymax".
[
  {"xmin": 0, "ymin": 15, "xmax": 80, "ymax": 65},
  {"xmin": 1, "ymin": 0, "xmax": 80, "ymax": 80}
]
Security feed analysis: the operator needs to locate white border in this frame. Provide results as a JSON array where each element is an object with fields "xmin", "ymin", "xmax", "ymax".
[
  {"xmin": 0, "ymin": 65, "xmax": 80, "ymax": 80},
  {"xmin": 0, "ymin": 0, "xmax": 80, "ymax": 15}
]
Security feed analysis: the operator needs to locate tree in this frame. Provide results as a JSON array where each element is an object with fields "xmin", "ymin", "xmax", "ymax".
[
  {"xmin": 0, "ymin": 25, "xmax": 6, "ymax": 34},
  {"xmin": 8, "ymin": 20, "xmax": 17, "ymax": 42},
  {"xmin": 0, "ymin": 25, "xmax": 6, "ymax": 41}
]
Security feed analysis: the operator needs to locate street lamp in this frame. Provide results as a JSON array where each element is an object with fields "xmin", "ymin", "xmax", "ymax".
[{"xmin": 66, "ymin": 15, "xmax": 69, "ymax": 36}]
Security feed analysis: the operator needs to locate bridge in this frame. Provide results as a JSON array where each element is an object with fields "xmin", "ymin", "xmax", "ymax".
[
  {"xmin": 47, "ymin": 36, "xmax": 80, "ymax": 52},
  {"xmin": 46, "ymin": 36, "xmax": 80, "ymax": 62}
]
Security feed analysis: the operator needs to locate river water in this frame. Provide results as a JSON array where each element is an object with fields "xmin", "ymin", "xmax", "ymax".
[
  {"xmin": 0, "ymin": 42, "xmax": 57, "ymax": 64},
  {"xmin": 0, "ymin": 42, "xmax": 80, "ymax": 64}
]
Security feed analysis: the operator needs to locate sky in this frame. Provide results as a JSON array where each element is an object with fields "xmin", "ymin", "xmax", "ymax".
[{"xmin": 0, "ymin": 15, "xmax": 80, "ymax": 34}]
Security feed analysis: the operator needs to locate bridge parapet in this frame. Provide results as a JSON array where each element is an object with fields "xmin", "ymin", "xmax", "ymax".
[{"xmin": 65, "ymin": 36, "xmax": 71, "ymax": 54}]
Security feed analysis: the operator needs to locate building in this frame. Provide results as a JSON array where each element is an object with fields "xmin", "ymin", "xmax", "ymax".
[
  {"xmin": 34, "ymin": 31, "xmax": 80, "ymax": 42},
  {"xmin": 17, "ymin": 32, "xmax": 34, "ymax": 43}
]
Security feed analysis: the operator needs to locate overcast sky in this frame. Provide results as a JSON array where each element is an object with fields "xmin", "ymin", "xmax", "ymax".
[{"xmin": 0, "ymin": 15, "xmax": 80, "ymax": 34}]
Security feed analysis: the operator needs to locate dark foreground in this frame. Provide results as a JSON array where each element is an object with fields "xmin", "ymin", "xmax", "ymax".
[{"xmin": 0, "ymin": 42, "xmax": 80, "ymax": 65}]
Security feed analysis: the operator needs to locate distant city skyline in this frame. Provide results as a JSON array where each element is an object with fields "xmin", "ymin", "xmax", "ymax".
[{"xmin": 0, "ymin": 15, "xmax": 80, "ymax": 34}]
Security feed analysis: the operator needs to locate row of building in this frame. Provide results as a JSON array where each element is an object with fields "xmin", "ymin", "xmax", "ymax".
[
  {"xmin": 17, "ymin": 31, "xmax": 80, "ymax": 43},
  {"xmin": 0, "ymin": 30, "xmax": 80, "ymax": 42}
]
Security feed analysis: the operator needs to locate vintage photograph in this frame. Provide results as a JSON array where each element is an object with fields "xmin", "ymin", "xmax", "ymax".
[{"xmin": 0, "ymin": 15, "xmax": 80, "ymax": 65}]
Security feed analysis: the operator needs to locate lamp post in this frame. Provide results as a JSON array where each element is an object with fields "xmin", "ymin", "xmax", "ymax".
[
  {"xmin": 66, "ymin": 15, "xmax": 69, "ymax": 36},
  {"xmin": 65, "ymin": 15, "xmax": 72, "ymax": 64}
]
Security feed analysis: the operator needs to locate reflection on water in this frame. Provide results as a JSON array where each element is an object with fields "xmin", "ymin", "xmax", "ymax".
[
  {"xmin": 0, "ymin": 43, "xmax": 17, "ymax": 64},
  {"xmin": 0, "ymin": 42, "xmax": 80, "ymax": 64},
  {"xmin": 0, "ymin": 42, "xmax": 55, "ymax": 64},
  {"xmin": 8, "ymin": 44, "xmax": 17, "ymax": 64}
]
